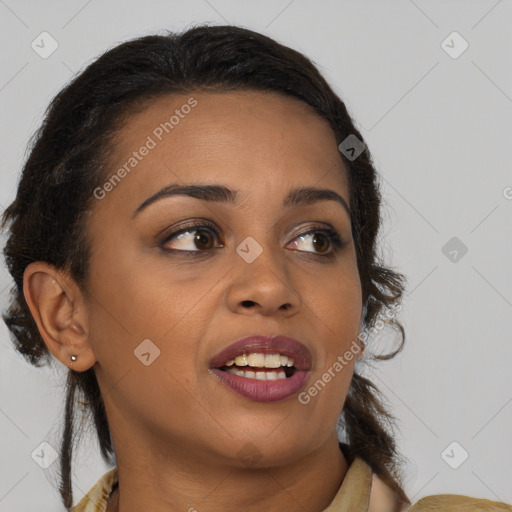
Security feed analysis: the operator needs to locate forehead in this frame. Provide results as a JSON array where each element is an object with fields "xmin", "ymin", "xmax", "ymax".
[{"xmin": 95, "ymin": 90, "xmax": 349, "ymax": 217}]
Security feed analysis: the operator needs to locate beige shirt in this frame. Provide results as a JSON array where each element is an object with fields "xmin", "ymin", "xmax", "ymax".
[{"xmin": 70, "ymin": 457, "xmax": 512, "ymax": 512}]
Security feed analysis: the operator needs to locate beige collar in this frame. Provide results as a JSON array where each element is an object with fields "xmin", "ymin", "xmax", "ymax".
[{"xmin": 324, "ymin": 457, "xmax": 408, "ymax": 512}]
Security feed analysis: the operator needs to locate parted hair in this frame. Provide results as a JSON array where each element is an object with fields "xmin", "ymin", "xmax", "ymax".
[{"xmin": 1, "ymin": 24, "xmax": 410, "ymax": 509}]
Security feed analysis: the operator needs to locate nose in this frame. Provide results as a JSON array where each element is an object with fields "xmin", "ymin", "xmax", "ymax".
[{"xmin": 225, "ymin": 243, "xmax": 302, "ymax": 317}]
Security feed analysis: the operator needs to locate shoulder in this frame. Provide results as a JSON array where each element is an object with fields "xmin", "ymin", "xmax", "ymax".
[
  {"xmin": 367, "ymin": 472, "xmax": 512, "ymax": 512},
  {"xmin": 408, "ymin": 494, "xmax": 512, "ymax": 511}
]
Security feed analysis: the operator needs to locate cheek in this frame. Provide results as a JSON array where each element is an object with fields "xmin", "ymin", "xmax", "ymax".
[
  {"xmin": 87, "ymin": 265, "xmax": 206, "ymax": 424},
  {"xmin": 304, "ymin": 260, "xmax": 362, "ymax": 396},
  {"xmin": 308, "ymin": 266, "xmax": 362, "ymax": 337},
  {"xmin": 89, "ymin": 245, "xmax": 222, "ymax": 337},
  {"xmin": 87, "ymin": 252, "xmax": 227, "ymax": 391}
]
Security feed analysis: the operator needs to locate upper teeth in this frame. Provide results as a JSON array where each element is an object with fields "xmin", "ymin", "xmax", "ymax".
[{"xmin": 225, "ymin": 353, "xmax": 294, "ymax": 368}]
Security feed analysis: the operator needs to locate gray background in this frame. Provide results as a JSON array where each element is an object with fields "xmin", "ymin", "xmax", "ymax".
[{"xmin": 1, "ymin": 0, "xmax": 511, "ymax": 510}]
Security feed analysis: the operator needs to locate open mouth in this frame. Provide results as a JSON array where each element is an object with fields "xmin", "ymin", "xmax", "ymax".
[
  {"xmin": 218, "ymin": 353, "xmax": 297, "ymax": 380},
  {"xmin": 209, "ymin": 335, "xmax": 311, "ymax": 402}
]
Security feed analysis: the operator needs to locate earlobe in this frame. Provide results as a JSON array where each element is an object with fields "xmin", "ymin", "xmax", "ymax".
[{"xmin": 22, "ymin": 262, "xmax": 97, "ymax": 371}]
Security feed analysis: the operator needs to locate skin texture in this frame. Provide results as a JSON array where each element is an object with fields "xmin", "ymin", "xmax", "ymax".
[{"xmin": 23, "ymin": 90, "xmax": 364, "ymax": 512}]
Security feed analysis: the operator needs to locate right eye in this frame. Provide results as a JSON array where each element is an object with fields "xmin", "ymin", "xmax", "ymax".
[{"xmin": 160, "ymin": 221, "xmax": 224, "ymax": 253}]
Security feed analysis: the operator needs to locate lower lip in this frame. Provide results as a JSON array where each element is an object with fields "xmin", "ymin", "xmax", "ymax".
[{"xmin": 210, "ymin": 368, "xmax": 309, "ymax": 403}]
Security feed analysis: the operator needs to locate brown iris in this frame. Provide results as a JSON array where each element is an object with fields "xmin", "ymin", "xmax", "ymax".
[
  {"xmin": 311, "ymin": 233, "xmax": 329, "ymax": 253},
  {"xmin": 194, "ymin": 230, "xmax": 214, "ymax": 250}
]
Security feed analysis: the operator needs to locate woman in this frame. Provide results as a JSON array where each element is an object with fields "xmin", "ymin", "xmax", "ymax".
[{"xmin": 2, "ymin": 25, "xmax": 510, "ymax": 512}]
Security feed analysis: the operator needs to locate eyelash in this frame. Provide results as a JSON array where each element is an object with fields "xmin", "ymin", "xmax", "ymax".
[{"xmin": 159, "ymin": 220, "xmax": 345, "ymax": 260}]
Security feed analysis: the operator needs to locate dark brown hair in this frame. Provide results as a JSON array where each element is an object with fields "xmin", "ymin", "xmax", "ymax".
[{"xmin": 1, "ymin": 24, "xmax": 409, "ymax": 509}]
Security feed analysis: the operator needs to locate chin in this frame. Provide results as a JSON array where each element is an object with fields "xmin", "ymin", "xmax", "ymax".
[{"xmin": 212, "ymin": 427, "xmax": 317, "ymax": 469}]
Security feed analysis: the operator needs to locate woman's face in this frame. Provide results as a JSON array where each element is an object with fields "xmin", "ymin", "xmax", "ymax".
[{"xmin": 84, "ymin": 90, "xmax": 363, "ymax": 467}]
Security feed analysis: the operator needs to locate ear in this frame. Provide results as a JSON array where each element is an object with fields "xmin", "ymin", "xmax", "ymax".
[{"xmin": 23, "ymin": 262, "xmax": 97, "ymax": 372}]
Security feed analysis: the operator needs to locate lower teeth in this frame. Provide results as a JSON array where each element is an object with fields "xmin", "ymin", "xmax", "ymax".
[{"xmin": 224, "ymin": 367, "xmax": 292, "ymax": 380}]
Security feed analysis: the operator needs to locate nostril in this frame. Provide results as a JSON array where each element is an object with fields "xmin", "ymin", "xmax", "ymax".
[{"xmin": 241, "ymin": 300, "xmax": 257, "ymax": 308}]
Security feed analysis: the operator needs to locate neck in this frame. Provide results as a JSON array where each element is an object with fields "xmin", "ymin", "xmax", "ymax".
[{"xmin": 106, "ymin": 432, "xmax": 349, "ymax": 512}]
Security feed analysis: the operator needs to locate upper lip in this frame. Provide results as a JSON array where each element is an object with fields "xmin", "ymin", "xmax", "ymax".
[{"xmin": 209, "ymin": 334, "xmax": 312, "ymax": 371}]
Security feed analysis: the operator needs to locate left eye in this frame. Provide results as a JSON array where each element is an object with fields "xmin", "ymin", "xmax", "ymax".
[{"xmin": 288, "ymin": 229, "xmax": 342, "ymax": 255}]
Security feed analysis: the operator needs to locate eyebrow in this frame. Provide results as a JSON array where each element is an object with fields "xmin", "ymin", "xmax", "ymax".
[{"xmin": 131, "ymin": 183, "xmax": 351, "ymax": 219}]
